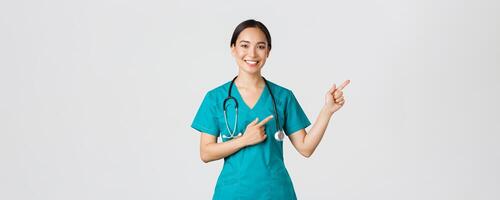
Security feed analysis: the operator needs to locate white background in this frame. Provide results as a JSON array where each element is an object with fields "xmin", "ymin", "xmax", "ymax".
[{"xmin": 1, "ymin": 0, "xmax": 499, "ymax": 199}]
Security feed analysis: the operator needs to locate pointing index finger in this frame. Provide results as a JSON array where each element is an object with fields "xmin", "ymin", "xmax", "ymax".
[
  {"xmin": 256, "ymin": 115, "xmax": 274, "ymax": 127},
  {"xmin": 337, "ymin": 80, "xmax": 350, "ymax": 90}
]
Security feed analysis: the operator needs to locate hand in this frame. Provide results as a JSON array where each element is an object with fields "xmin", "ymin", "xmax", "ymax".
[
  {"xmin": 325, "ymin": 80, "xmax": 350, "ymax": 113},
  {"xmin": 241, "ymin": 115, "xmax": 274, "ymax": 146}
]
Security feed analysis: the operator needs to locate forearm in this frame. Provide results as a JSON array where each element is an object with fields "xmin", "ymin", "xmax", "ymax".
[
  {"xmin": 302, "ymin": 106, "xmax": 334, "ymax": 155},
  {"xmin": 200, "ymin": 137, "xmax": 247, "ymax": 163}
]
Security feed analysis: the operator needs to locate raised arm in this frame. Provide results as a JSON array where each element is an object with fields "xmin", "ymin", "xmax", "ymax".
[
  {"xmin": 289, "ymin": 80, "xmax": 350, "ymax": 158},
  {"xmin": 199, "ymin": 115, "xmax": 274, "ymax": 163}
]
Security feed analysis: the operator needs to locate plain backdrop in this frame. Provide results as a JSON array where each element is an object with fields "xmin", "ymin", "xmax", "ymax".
[{"xmin": 1, "ymin": 0, "xmax": 499, "ymax": 199}]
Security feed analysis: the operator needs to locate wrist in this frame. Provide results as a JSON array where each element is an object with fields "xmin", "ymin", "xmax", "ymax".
[
  {"xmin": 235, "ymin": 135, "xmax": 248, "ymax": 148},
  {"xmin": 322, "ymin": 105, "xmax": 335, "ymax": 116}
]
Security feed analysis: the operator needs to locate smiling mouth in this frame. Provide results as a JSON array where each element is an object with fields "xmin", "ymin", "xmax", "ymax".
[{"xmin": 245, "ymin": 60, "xmax": 259, "ymax": 65}]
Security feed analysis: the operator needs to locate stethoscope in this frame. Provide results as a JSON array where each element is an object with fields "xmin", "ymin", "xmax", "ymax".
[{"xmin": 223, "ymin": 76, "xmax": 285, "ymax": 141}]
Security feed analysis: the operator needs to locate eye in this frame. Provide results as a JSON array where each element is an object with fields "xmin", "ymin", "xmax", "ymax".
[
  {"xmin": 258, "ymin": 45, "xmax": 266, "ymax": 50},
  {"xmin": 240, "ymin": 44, "xmax": 248, "ymax": 48}
]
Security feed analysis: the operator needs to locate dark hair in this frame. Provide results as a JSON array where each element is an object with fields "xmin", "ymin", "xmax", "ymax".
[{"xmin": 230, "ymin": 19, "xmax": 272, "ymax": 51}]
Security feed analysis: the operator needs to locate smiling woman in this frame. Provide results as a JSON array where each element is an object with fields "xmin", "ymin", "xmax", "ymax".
[
  {"xmin": 230, "ymin": 20, "xmax": 271, "ymax": 75},
  {"xmin": 191, "ymin": 19, "xmax": 350, "ymax": 200}
]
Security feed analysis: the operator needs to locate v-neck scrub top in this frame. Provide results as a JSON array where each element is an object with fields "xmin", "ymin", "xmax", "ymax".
[{"xmin": 191, "ymin": 80, "xmax": 311, "ymax": 200}]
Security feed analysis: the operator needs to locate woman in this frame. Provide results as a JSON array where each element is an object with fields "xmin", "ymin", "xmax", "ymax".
[{"xmin": 191, "ymin": 19, "xmax": 350, "ymax": 200}]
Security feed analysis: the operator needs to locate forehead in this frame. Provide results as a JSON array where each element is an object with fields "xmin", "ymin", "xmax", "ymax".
[{"xmin": 237, "ymin": 27, "xmax": 267, "ymax": 43}]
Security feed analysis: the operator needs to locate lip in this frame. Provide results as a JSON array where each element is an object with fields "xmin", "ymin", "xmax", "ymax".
[{"xmin": 244, "ymin": 59, "xmax": 259, "ymax": 67}]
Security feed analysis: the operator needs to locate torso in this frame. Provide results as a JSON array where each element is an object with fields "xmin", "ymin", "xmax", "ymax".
[
  {"xmin": 204, "ymin": 80, "xmax": 301, "ymax": 200},
  {"xmin": 235, "ymin": 84, "xmax": 265, "ymax": 110}
]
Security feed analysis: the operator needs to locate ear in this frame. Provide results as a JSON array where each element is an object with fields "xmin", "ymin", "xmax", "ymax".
[
  {"xmin": 230, "ymin": 45, "xmax": 236, "ymax": 57},
  {"xmin": 266, "ymin": 49, "xmax": 271, "ymax": 58}
]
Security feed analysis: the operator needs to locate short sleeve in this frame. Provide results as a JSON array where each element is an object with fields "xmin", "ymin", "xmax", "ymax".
[
  {"xmin": 283, "ymin": 91, "xmax": 311, "ymax": 135},
  {"xmin": 191, "ymin": 92, "xmax": 220, "ymax": 136}
]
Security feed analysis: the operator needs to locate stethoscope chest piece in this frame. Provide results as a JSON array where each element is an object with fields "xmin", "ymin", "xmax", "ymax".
[{"xmin": 274, "ymin": 130, "xmax": 284, "ymax": 142}]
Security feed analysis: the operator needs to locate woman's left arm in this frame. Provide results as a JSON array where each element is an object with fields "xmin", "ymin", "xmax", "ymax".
[{"xmin": 289, "ymin": 80, "xmax": 350, "ymax": 158}]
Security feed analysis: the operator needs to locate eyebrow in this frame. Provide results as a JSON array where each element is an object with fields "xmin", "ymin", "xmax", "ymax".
[{"xmin": 239, "ymin": 40, "xmax": 267, "ymax": 45}]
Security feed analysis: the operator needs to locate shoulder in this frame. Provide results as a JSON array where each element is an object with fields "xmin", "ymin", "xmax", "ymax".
[
  {"xmin": 203, "ymin": 80, "xmax": 232, "ymax": 99},
  {"xmin": 265, "ymin": 79, "xmax": 293, "ymax": 97}
]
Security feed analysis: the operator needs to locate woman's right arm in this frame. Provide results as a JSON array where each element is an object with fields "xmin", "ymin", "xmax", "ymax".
[
  {"xmin": 199, "ymin": 115, "xmax": 274, "ymax": 163},
  {"xmin": 199, "ymin": 133, "xmax": 246, "ymax": 163}
]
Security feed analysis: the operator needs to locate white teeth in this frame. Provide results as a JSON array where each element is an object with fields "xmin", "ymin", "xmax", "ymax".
[{"xmin": 245, "ymin": 60, "xmax": 258, "ymax": 64}]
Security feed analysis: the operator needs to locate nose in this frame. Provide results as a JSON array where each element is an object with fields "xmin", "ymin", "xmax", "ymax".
[{"xmin": 248, "ymin": 46, "xmax": 257, "ymax": 57}]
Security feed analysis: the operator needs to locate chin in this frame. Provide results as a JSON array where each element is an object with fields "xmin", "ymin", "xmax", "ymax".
[{"xmin": 242, "ymin": 68, "xmax": 261, "ymax": 75}]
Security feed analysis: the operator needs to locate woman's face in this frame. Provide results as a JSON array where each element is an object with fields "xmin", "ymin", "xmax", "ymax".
[{"xmin": 231, "ymin": 27, "xmax": 270, "ymax": 75}]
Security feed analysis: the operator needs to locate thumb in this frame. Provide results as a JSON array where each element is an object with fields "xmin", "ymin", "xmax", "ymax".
[
  {"xmin": 328, "ymin": 84, "xmax": 336, "ymax": 94},
  {"xmin": 248, "ymin": 117, "xmax": 259, "ymax": 127}
]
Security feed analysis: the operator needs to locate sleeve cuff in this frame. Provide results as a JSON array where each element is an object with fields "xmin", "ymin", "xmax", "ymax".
[
  {"xmin": 285, "ymin": 121, "xmax": 311, "ymax": 136},
  {"xmin": 191, "ymin": 123, "xmax": 219, "ymax": 137}
]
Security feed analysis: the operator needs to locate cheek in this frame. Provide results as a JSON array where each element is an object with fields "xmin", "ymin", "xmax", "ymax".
[
  {"xmin": 238, "ymin": 51, "xmax": 247, "ymax": 58},
  {"xmin": 231, "ymin": 47, "xmax": 241, "ymax": 56},
  {"xmin": 259, "ymin": 51, "xmax": 268, "ymax": 59},
  {"xmin": 233, "ymin": 50, "xmax": 245, "ymax": 59},
  {"xmin": 258, "ymin": 49, "xmax": 269, "ymax": 56}
]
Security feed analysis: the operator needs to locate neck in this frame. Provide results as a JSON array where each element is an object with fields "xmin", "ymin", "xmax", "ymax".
[{"xmin": 235, "ymin": 72, "xmax": 264, "ymax": 89}]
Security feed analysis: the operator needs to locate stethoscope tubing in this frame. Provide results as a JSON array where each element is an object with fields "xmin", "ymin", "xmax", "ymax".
[{"xmin": 222, "ymin": 76, "xmax": 282, "ymax": 140}]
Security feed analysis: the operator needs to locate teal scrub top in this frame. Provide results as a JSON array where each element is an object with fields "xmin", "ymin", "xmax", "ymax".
[{"xmin": 191, "ymin": 80, "xmax": 311, "ymax": 200}]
